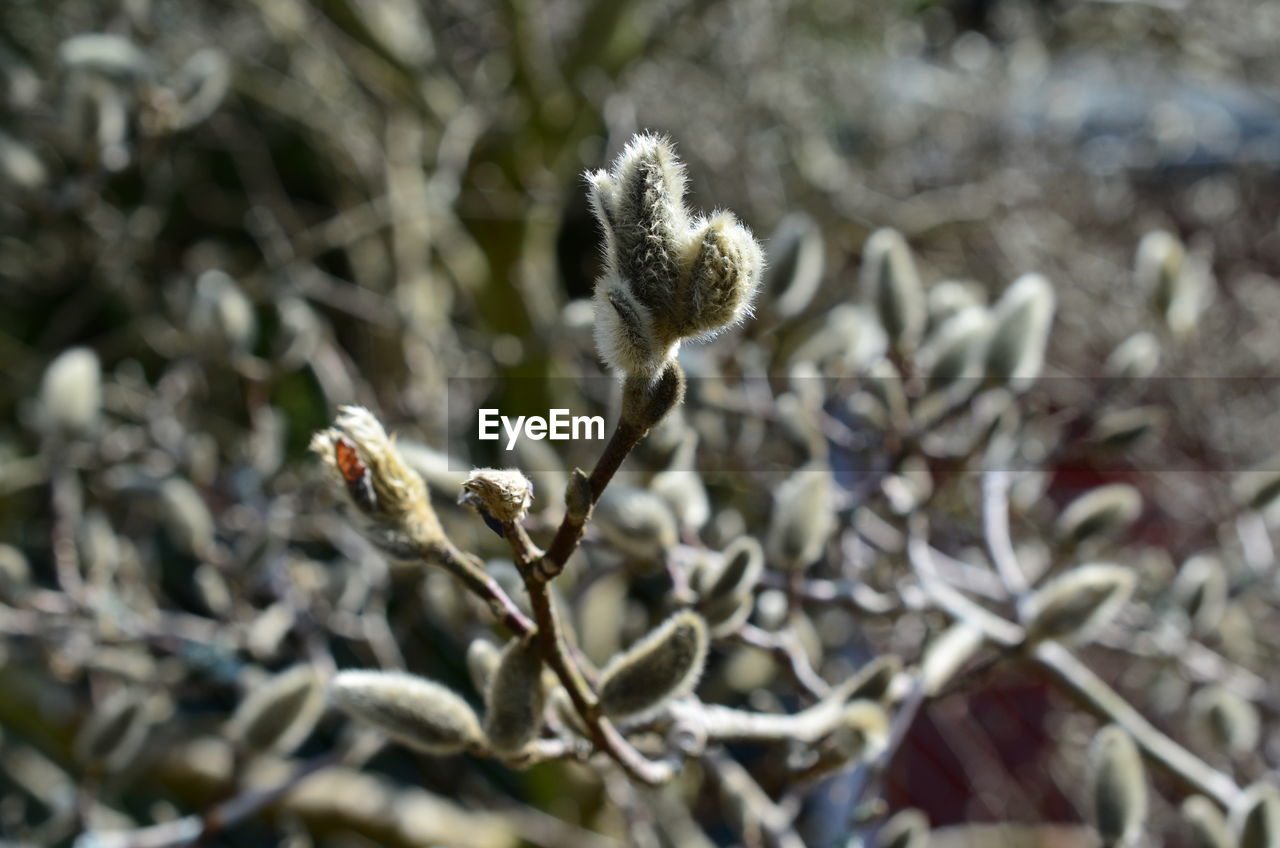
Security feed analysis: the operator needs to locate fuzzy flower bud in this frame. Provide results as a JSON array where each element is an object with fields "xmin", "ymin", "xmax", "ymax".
[
  {"xmin": 1137, "ymin": 230, "xmax": 1199, "ymax": 337},
  {"xmin": 767, "ymin": 463, "xmax": 836, "ymax": 573},
  {"xmin": 982, "ymin": 273, "xmax": 1055, "ymax": 390},
  {"xmin": 764, "ymin": 212, "xmax": 825, "ymax": 320},
  {"xmin": 311, "ymin": 406, "xmax": 443, "ymax": 557},
  {"xmin": 598, "ymin": 610, "xmax": 708, "ymax": 721},
  {"xmin": 40, "ymin": 347, "xmax": 102, "ymax": 437},
  {"xmin": 1182, "ymin": 796, "xmax": 1233, "ymax": 848},
  {"xmin": 1231, "ymin": 782, "xmax": 1280, "ymax": 848},
  {"xmin": 1054, "ymin": 484, "xmax": 1142, "ymax": 546},
  {"xmin": 227, "ymin": 665, "xmax": 325, "ymax": 755},
  {"xmin": 861, "ymin": 228, "xmax": 925, "ymax": 352},
  {"xmin": 1019, "ymin": 563, "xmax": 1135, "ymax": 644},
  {"xmin": 75, "ymin": 688, "xmax": 151, "ymax": 773},
  {"xmin": 330, "ymin": 670, "xmax": 483, "ymax": 756},
  {"xmin": 483, "ymin": 636, "xmax": 546, "ymax": 756},
  {"xmin": 588, "ymin": 133, "xmax": 762, "ymax": 377}
]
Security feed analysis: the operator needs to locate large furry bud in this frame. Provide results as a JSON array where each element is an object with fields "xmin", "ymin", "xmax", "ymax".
[
  {"xmin": 598, "ymin": 610, "xmax": 709, "ymax": 721},
  {"xmin": 330, "ymin": 670, "xmax": 483, "ymax": 755}
]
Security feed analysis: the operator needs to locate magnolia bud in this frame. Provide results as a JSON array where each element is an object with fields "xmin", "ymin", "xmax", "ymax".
[
  {"xmin": 193, "ymin": 270, "xmax": 257, "ymax": 354},
  {"xmin": 227, "ymin": 665, "xmax": 324, "ymax": 755},
  {"xmin": 983, "ymin": 273, "xmax": 1055, "ymax": 390},
  {"xmin": 697, "ymin": 536, "xmax": 764, "ymax": 635},
  {"xmin": 592, "ymin": 484, "xmax": 679, "ymax": 565},
  {"xmin": 588, "ymin": 134, "xmax": 762, "ymax": 377},
  {"xmin": 598, "ymin": 610, "xmax": 708, "ymax": 721},
  {"xmin": 1055, "ymin": 484, "xmax": 1142, "ymax": 546},
  {"xmin": 1088, "ymin": 407, "xmax": 1166, "ymax": 452},
  {"xmin": 765, "ymin": 212, "xmax": 825, "ymax": 319},
  {"xmin": 1137, "ymin": 230, "xmax": 1198, "ymax": 337},
  {"xmin": 330, "ymin": 670, "xmax": 483, "ymax": 756},
  {"xmin": 1089, "ymin": 725, "xmax": 1147, "ymax": 847},
  {"xmin": 483, "ymin": 636, "xmax": 546, "ymax": 756},
  {"xmin": 861, "ymin": 229, "xmax": 925, "ymax": 352},
  {"xmin": 75, "ymin": 688, "xmax": 151, "ymax": 773},
  {"xmin": 1173, "ymin": 554, "xmax": 1228, "ymax": 635},
  {"xmin": 40, "ymin": 347, "xmax": 102, "ymax": 437},
  {"xmin": 876, "ymin": 809, "xmax": 929, "ymax": 848},
  {"xmin": 1235, "ymin": 465, "xmax": 1280, "ymax": 514},
  {"xmin": 1104, "ymin": 332, "xmax": 1161, "ymax": 381},
  {"xmin": 1230, "ymin": 782, "xmax": 1280, "ymax": 848},
  {"xmin": 565, "ymin": 468, "xmax": 594, "ymax": 522},
  {"xmin": 1189, "ymin": 684, "xmax": 1260, "ymax": 755},
  {"xmin": 466, "ymin": 638, "xmax": 502, "ymax": 695},
  {"xmin": 459, "ymin": 468, "xmax": 534, "ymax": 524},
  {"xmin": 1019, "ymin": 564, "xmax": 1134, "ymax": 644},
  {"xmin": 620, "ymin": 361, "xmax": 686, "ymax": 435},
  {"xmin": 1181, "ymin": 796, "xmax": 1233, "ymax": 848},
  {"xmin": 767, "ymin": 464, "xmax": 836, "ymax": 572},
  {"xmin": 921, "ymin": 306, "xmax": 991, "ymax": 394},
  {"xmin": 651, "ymin": 470, "xmax": 710, "ymax": 535},
  {"xmin": 159, "ymin": 477, "xmax": 215, "ymax": 558}
]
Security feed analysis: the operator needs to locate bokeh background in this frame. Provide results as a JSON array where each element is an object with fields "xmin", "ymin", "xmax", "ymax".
[{"xmin": 3, "ymin": 1, "xmax": 1280, "ymax": 846}]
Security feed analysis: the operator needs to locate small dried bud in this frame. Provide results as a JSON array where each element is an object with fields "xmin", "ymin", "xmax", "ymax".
[
  {"xmin": 982, "ymin": 273, "xmax": 1055, "ymax": 390},
  {"xmin": 227, "ymin": 665, "xmax": 324, "ymax": 755},
  {"xmin": 311, "ymin": 406, "xmax": 443, "ymax": 556},
  {"xmin": 1137, "ymin": 230, "xmax": 1198, "ymax": 337},
  {"xmin": 764, "ymin": 212, "xmax": 825, "ymax": 320},
  {"xmin": 1173, "ymin": 554, "xmax": 1228, "ymax": 635},
  {"xmin": 593, "ymin": 484, "xmax": 679, "ymax": 565},
  {"xmin": 483, "ymin": 636, "xmax": 546, "ymax": 756},
  {"xmin": 1181, "ymin": 796, "xmax": 1233, "ymax": 848},
  {"xmin": 1189, "ymin": 684, "xmax": 1260, "ymax": 755},
  {"xmin": 1089, "ymin": 725, "xmax": 1147, "ymax": 848},
  {"xmin": 159, "ymin": 477, "xmax": 215, "ymax": 558},
  {"xmin": 460, "ymin": 468, "xmax": 534, "ymax": 525},
  {"xmin": 1104, "ymin": 332, "xmax": 1161, "ymax": 381},
  {"xmin": 40, "ymin": 347, "xmax": 102, "ymax": 436},
  {"xmin": 75, "ymin": 688, "xmax": 150, "ymax": 773},
  {"xmin": 588, "ymin": 133, "xmax": 762, "ymax": 377},
  {"xmin": 876, "ymin": 809, "xmax": 929, "ymax": 848},
  {"xmin": 1055, "ymin": 484, "xmax": 1142, "ymax": 546},
  {"xmin": 466, "ymin": 638, "xmax": 502, "ymax": 695},
  {"xmin": 330, "ymin": 670, "xmax": 483, "ymax": 756},
  {"xmin": 1230, "ymin": 782, "xmax": 1280, "ymax": 848},
  {"xmin": 1020, "ymin": 564, "xmax": 1135, "ymax": 644},
  {"xmin": 767, "ymin": 464, "xmax": 836, "ymax": 572},
  {"xmin": 565, "ymin": 468, "xmax": 594, "ymax": 522},
  {"xmin": 620, "ymin": 361, "xmax": 686, "ymax": 435},
  {"xmin": 861, "ymin": 228, "xmax": 925, "ymax": 352},
  {"xmin": 598, "ymin": 610, "xmax": 708, "ymax": 721}
]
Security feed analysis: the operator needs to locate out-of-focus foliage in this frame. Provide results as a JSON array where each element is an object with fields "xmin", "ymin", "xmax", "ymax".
[{"xmin": 4, "ymin": 1, "xmax": 1280, "ymax": 847}]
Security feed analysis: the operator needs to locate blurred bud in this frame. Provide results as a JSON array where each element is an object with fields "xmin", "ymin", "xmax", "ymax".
[
  {"xmin": 1104, "ymin": 332, "xmax": 1161, "ymax": 381},
  {"xmin": 620, "ymin": 361, "xmax": 686, "ymax": 435},
  {"xmin": 192, "ymin": 270, "xmax": 257, "ymax": 355},
  {"xmin": 1189, "ymin": 685, "xmax": 1260, "ymax": 755},
  {"xmin": 1235, "ymin": 464, "xmax": 1280, "ymax": 515},
  {"xmin": 227, "ymin": 665, "xmax": 324, "ymax": 755},
  {"xmin": 246, "ymin": 601, "xmax": 295, "ymax": 661},
  {"xmin": 193, "ymin": 562, "xmax": 232, "ymax": 617},
  {"xmin": 330, "ymin": 670, "xmax": 483, "ymax": 756},
  {"xmin": 1137, "ymin": 230, "xmax": 1198, "ymax": 337},
  {"xmin": 467, "ymin": 638, "xmax": 502, "ymax": 695},
  {"xmin": 598, "ymin": 610, "xmax": 708, "ymax": 721},
  {"xmin": 565, "ymin": 468, "xmax": 594, "ymax": 523},
  {"xmin": 59, "ymin": 34, "xmax": 152, "ymax": 81},
  {"xmin": 697, "ymin": 536, "xmax": 764, "ymax": 635},
  {"xmin": 1089, "ymin": 725, "xmax": 1147, "ymax": 848},
  {"xmin": 764, "ymin": 212, "xmax": 825, "ymax": 320},
  {"xmin": 1231, "ymin": 783, "xmax": 1280, "ymax": 848},
  {"xmin": 1020, "ymin": 564, "xmax": 1135, "ymax": 644},
  {"xmin": 876, "ymin": 809, "xmax": 929, "ymax": 848},
  {"xmin": 788, "ymin": 304, "xmax": 888, "ymax": 373},
  {"xmin": 483, "ymin": 636, "xmax": 546, "ymax": 756},
  {"xmin": 1173, "ymin": 554, "xmax": 1228, "ymax": 635},
  {"xmin": 593, "ymin": 484, "xmax": 678, "ymax": 565},
  {"xmin": 0, "ymin": 544, "xmax": 31, "ymax": 604},
  {"xmin": 311, "ymin": 407, "xmax": 443, "ymax": 556},
  {"xmin": 75, "ymin": 687, "xmax": 150, "ymax": 773},
  {"xmin": 171, "ymin": 49, "xmax": 230, "ymax": 130},
  {"xmin": 861, "ymin": 228, "xmax": 924, "ymax": 352},
  {"xmin": 827, "ymin": 700, "xmax": 890, "ymax": 764},
  {"xmin": 920, "ymin": 623, "xmax": 985, "ymax": 696},
  {"xmin": 1088, "ymin": 407, "xmax": 1166, "ymax": 452},
  {"xmin": 921, "ymin": 306, "xmax": 991, "ymax": 394},
  {"xmin": 767, "ymin": 463, "xmax": 836, "ymax": 572},
  {"xmin": 40, "ymin": 347, "xmax": 102, "ymax": 437},
  {"xmin": 0, "ymin": 131, "xmax": 46, "ymax": 191},
  {"xmin": 1055, "ymin": 484, "xmax": 1142, "ymax": 546},
  {"xmin": 651, "ymin": 470, "xmax": 710, "ymax": 536},
  {"xmin": 926, "ymin": 279, "xmax": 984, "ymax": 333},
  {"xmin": 588, "ymin": 134, "xmax": 761, "ymax": 376},
  {"xmin": 460, "ymin": 468, "xmax": 533, "ymax": 525},
  {"xmin": 159, "ymin": 477, "xmax": 215, "ymax": 558},
  {"xmin": 982, "ymin": 273, "xmax": 1055, "ymax": 390},
  {"xmin": 1181, "ymin": 796, "xmax": 1233, "ymax": 848}
]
